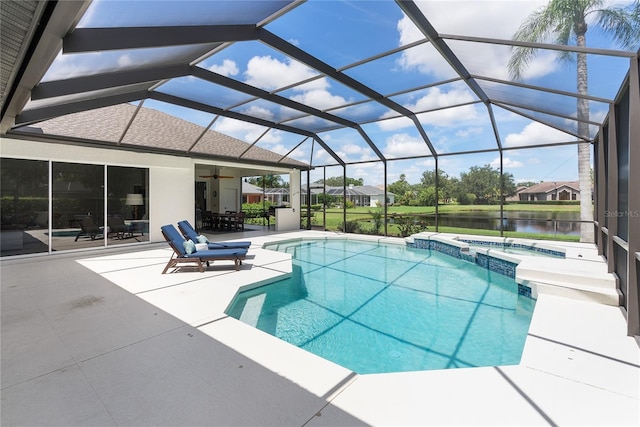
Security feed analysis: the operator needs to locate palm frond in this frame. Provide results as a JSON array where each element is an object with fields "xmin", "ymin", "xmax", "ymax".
[
  {"xmin": 508, "ymin": 0, "xmax": 639, "ymax": 81},
  {"xmin": 508, "ymin": 1, "xmax": 573, "ymax": 80},
  {"xmin": 592, "ymin": 3, "xmax": 640, "ymax": 50}
]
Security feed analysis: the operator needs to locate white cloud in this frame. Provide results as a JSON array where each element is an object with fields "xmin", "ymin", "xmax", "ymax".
[
  {"xmin": 414, "ymin": 1, "xmax": 547, "ymax": 39},
  {"xmin": 417, "ymin": 103, "xmax": 479, "ymax": 127},
  {"xmin": 504, "ymin": 122, "xmax": 573, "ymax": 147},
  {"xmin": 396, "ymin": 21, "xmax": 456, "ymax": 79},
  {"xmin": 207, "ymin": 59, "xmax": 239, "ymax": 77},
  {"xmin": 350, "ymin": 163, "xmax": 384, "ymax": 183},
  {"xmin": 377, "ymin": 115, "xmax": 414, "ymax": 131},
  {"xmin": 412, "ymin": 86, "xmax": 476, "ymax": 111},
  {"xmin": 377, "ymin": 86, "xmax": 480, "ymax": 130},
  {"xmin": 290, "ymin": 89, "xmax": 348, "ymax": 110},
  {"xmin": 240, "ymin": 105, "xmax": 275, "ymax": 122},
  {"xmin": 342, "ymin": 143, "xmax": 367, "ymax": 155},
  {"xmin": 398, "ymin": 1, "xmax": 558, "ymax": 80},
  {"xmin": 213, "ymin": 116, "xmax": 268, "ymax": 143},
  {"xmin": 383, "ymin": 133, "xmax": 431, "ymax": 157},
  {"xmin": 260, "ymin": 128, "xmax": 283, "ymax": 144},
  {"xmin": 456, "ymin": 127, "xmax": 482, "ymax": 138},
  {"xmin": 490, "ymin": 157, "xmax": 524, "ymax": 168},
  {"xmin": 244, "ymin": 56, "xmax": 321, "ymax": 90},
  {"xmin": 264, "ymin": 144, "xmax": 289, "ymax": 155},
  {"xmin": 312, "ymin": 148, "xmax": 335, "ymax": 164},
  {"xmin": 290, "ymin": 149, "xmax": 309, "ymax": 163},
  {"xmin": 517, "ymin": 51, "xmax": 559, "ymax": 79},
  {"xmin": 334, "ymin": 143, "xmax": 378, "ymax": 163}
]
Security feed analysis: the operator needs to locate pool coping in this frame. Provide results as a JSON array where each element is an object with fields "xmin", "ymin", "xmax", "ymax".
[{"xmin": 75, "ymin": 230, "xmax": 639, "ymax": 425}]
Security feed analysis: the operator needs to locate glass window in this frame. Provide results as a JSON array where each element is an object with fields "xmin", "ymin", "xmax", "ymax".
[
  {"xmin": 107, "ymin": 166, "xmax": 149, "ymax": 245},
  {"xmin": 0, "ymin": 158, "xmax": 49, "ymax": 256},
  {"xmin": 51, "ymin": 162, "xmax": 105, "ymax": 251}
]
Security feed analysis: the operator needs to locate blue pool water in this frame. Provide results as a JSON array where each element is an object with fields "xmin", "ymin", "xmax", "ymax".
[{"xmin": 226, "ymin": 239, "xmax": 535, "ymax": 374}]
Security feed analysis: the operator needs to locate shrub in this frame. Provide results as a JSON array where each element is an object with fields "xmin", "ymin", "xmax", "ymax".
[
  {"xmin": 340, "ymin": 220, "xmax": 359, "ymax": 233},
  {"xmin": 368, "ymin": 207, "xmax": 383, "ymax": 234},
  {"xmin": 510, "ymin": 200, "xmax": 580, "ymax": 205},
  {"xmin": 394, "ymin": 215, "xmax": 429, "ymax": 237},
  {"xmin": 457, "ymin": 193, "xmax": 477, "ymax": 205}
]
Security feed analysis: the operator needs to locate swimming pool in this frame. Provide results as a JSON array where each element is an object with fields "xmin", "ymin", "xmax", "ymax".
[{"xmin": 226, "ymin": 238, "xmax": 535, "ymax": 374}]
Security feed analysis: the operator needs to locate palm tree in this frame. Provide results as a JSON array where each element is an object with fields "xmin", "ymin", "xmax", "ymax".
[{"xmin": 508, "ymin": 0, "xmax": 640, "ymax": 243}]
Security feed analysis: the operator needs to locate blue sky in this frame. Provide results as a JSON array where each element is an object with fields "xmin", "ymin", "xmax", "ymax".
[{"xmin": 40, "ymin": 0, "xmax": 636, "ymax": 186}]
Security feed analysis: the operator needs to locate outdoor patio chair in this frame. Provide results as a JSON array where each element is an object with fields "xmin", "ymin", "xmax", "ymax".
[
  {"xmin": 230, "ymin": 212, "xmax": 246, "ymax": 231},
  {"xmin": 74, "ymin": 215, "xmax": 104, "ymax": 241},
  {"xmin": 107, "ymin": 215, "xmax": 131, "ymax": 239},
  {"xmin": 177, "ymin": 220, "xmax": 251, "ymax": 249},
  {"xmin": 161, "ymin": 224, "xmax": 247, "ymax": 273}
]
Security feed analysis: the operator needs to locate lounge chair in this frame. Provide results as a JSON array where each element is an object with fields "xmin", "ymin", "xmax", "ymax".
[
  {"xmin": 107, "ymin": 215, "xmax": 131, "ymax": 239},
  {"xmin": 161, "ymin": 224, "xmax": 247, "ymax": 273},
  {"xmin": 74, "ymin": 215, "xmax": 104, "ymax": 241},
  {"xmin": 177, "ymin": 220, "xmax": 251, "ymax": 249}
]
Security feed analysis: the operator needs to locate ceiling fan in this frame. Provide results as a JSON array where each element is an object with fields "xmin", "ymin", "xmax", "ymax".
[{"xmin": 199, "ymin": 167, "xmax": 234, "ymax": 179}]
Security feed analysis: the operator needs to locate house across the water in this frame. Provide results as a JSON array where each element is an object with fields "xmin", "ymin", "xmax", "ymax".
[{"xmin": 518, "ymin": 181, "xmax": 580, "ymax": 201}]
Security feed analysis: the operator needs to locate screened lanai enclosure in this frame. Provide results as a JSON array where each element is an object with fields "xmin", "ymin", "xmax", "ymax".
[{"xmin": 1, "ymin": 1, "xmax": 639, "ymax": 334}]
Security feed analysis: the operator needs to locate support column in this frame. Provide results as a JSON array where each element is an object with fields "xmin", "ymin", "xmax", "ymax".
[
  {"xmin": 596, "ymin": 131, "xmax": 606, "ymax": 255},
  {"xmin": 626, "ymin": 57, "xmax": 640, "ymax": 337},
  {"xmin": 606, "ymin": 103, "xmax": 618, "ymax": 274}
]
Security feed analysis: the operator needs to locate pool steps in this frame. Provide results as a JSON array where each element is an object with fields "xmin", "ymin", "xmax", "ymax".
[
  {"xmin": 407, "ymin": 232, "xmax": 621, "ymax": 307},
  {"xmin": 516, "ymin": 261, "xmax": 621, "ymax": 306}
]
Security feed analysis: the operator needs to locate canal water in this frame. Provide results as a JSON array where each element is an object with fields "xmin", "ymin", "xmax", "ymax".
[{"xmin": 410, "ymin": 211, "xmax": 581, "ymax": 236}]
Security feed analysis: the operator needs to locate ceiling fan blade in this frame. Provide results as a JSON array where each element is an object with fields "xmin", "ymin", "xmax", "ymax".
[{"xmin": 218, "ymin": 175, "xmax": 234, "ymax": 179}]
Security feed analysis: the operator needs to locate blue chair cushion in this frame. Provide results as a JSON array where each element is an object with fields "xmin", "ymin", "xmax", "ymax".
[
  {"xmin": 182, "ymin": 248, "xmax": 247, "ymax": 258},
  {"xmin": 177, "ymin": 220, "xmax": 199, "ymax": 241},
  {"xmin": 207, "ymin": 241, "xmax": 251, "ymax": 249}
]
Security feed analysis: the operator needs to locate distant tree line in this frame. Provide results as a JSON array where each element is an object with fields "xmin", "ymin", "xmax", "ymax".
[
  {"xmin": 314, "ymin": 177, "xmax": 364, "ymax": 187},
  {"xmin": 388, "ymin": 164, "xmax": 518, "ymax": 206},
  {"xmin": 246, "ymin": 175, "xmax": 287, "ymax": 188},
  {"xmin": 251, "ymin": 166, "xmax": 521, "ymax": 206}
]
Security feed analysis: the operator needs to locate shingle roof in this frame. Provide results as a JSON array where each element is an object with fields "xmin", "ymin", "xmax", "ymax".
[
  {"xmin": 520, "ymin": 181, "xmax": 580, "ymax": 194},
  {"xmin": 301, "ymin": 184, "xmax": 394, "ymax": 196},
  {"xmin": 242, "ymin": 182, "xmax": 263, "ymax": 194},
  {"xmin": 18, "ymin": 103, "xmax": 308, "ymax": 168},
  {"xmin": 356, "ymin": 185, "xmax": 388, "ymax": 196}
]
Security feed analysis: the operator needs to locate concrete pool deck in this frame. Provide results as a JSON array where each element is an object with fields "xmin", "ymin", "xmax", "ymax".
[{"xmin": 2, "ymin": 231, "xmax": 639, "ymax": 426}]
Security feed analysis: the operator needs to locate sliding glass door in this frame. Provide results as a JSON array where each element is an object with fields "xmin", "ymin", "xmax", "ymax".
[
  {"xmin": 51, "ymin": 162, "xmax": 105, "ymax": 251},
  {"xmin": 107, "ymin": 166, "xmax": 149, "ymax": 245},
  {"xmin": 1, "ymin": 159, "xmax": 150, "ymax": 256},
  {"xmin": 0, "ymin": 158, "xmax": 49, "ymax": 256}
]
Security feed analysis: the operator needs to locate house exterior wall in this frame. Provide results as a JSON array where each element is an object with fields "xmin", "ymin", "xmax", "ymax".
[
  {"xmin": 369, "ymin": 194, "xmax": 395, "ymax": 206},
  {"xmin": 1, "ymin": 137, "xmax": 195, "ymax": 244},
  {"xmin": 518, "ymin": 188, "xmax": 580, "ymax": 202},
  {"xmin": 1, "ymin": 136, "xmax": 302, "ymax": 252},
  {"xmin": 244, "ymin": 194, "xmax": 262, "ymax": 204}
]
